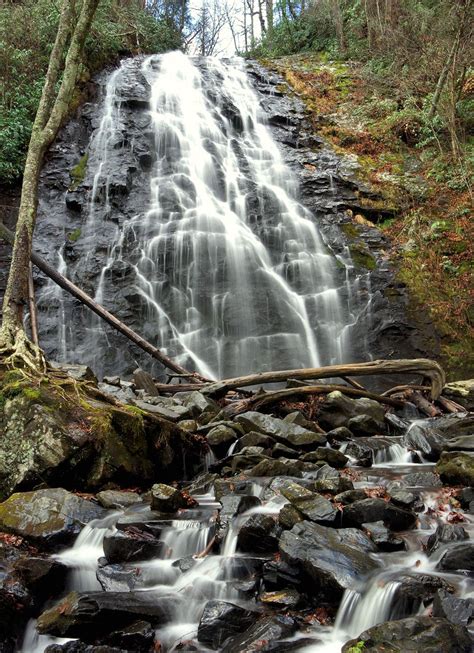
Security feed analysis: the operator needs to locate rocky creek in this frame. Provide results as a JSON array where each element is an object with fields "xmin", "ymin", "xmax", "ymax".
[{"xmin": 0, "ymin": 374, "xmax": 472, "ymax": 653}]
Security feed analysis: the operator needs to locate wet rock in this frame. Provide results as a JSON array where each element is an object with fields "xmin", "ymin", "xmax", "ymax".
[
  {"xmin": 279, "ymin": 521, "xmax": 378, "ymax": 601},
  {"xmin": 96, "ymin": 564, "xmax": 146, "ymax": 592},
  {"xmin": 362, "ymin": 521, "xmax": 406, "ymax": 552},
  {"xmin": 317, "ymin": 392, "xmax": 385, "ymax": 431},
  {"xmin": 403, "ymin": 423, "xmax": 446, "ymax": 461},
  {"xmin": 436, "ymin": 452, "xmax": 474, "ymax": 486},
  {"xmin": 262, "ymin": 559, "xmax": 303, "ymax": 592},
  {"xmin": 341, "ymin": 616, "xmax": 472, "ymax": 653},
  {"xmin": 279, "ymin": 481, "xmax": 337, "ymax": 525},
  {"xmin": 150, "ymin": 484, "xmax": 197, "ymax": 512},
  {"xmin": 426, "ymin": 524, "xmax": 469, "ymax": 555},
  {"xmin": 235, "ymin": 412, "xmax": 325, "ymax": 449},
  {"xmin": 278, "ymin": 504, "xmax": 304, "ymax": 530},
  {"xmin": 443, "ymin": 380, "xmax": 474, "ymax": 411},
  {"xmin": 343, "ymin": 498, "xmax": 417, "ymax": 531},
  {"xmin": 335, "ymin": 489, "xmax": 367, "ymax": 505},
  {"xmin": 12, "ymin": 557, "xmax": 67, "ymax": 602},
  {"xmin": 197, "ymin": 600, "xmax": 258, "ymax": 649},
  {"xmin": 220, "ymin": 495, "xmax": 261, "ymax": 518},
  {"xmin": 301, "ymin": 447, "xmax": 348, "ymax": 468},
  {"xmin": 37, "ymin": 590, "xmax": 180, "ymax": 639},
  {"xmin": 221, "ymin": 615, "xmax": 296, "ymax": 653},
  {"xmin": 445, "ymin": 435, "xmax": 474, "ymax": 452},
  {"xmin": 236, "ymin": 432, "xmax": 275, "ymax": 450},
  {"xmin": 214, "ymin": 478, "xmax": 261, "ymax": 501},
  {"xmin": 96, "ymin": 490, "xmax": 142, "ymax": 509},
  {"xmin": 49, "ymin": 362, "xmax": 97, "ymax": 383},
  {"xmin": 456, "ymin": 487, "xmax": 474, "ymax": 510},
  {"xmin": 0, "ymin": 489, "xmax": 105, "ymax": 549},
  {"xmin": 45, "ymin": 644, "xmax": 125, "ymax": 652},
  {"xmin": 100, "ymin": 619, "xmax": 156, "ymax": 652},
  {"xmin": 344, "ymin": 436, "xmax": 405, "ymax": 466},
  {"xmin": 403, "ymin": 471, "xmax": 442, "ymax": 488},
  {"xmin": 433, "ymin": 589, "xmax": 474, "ymax": 627},
  {"xmin": 437, "ymin": 542, "xmax": 474, "ymax": 572},
  {"xmin": 103, "ymin": 528, "xmax": 165, "ymax": 564},
  {"xmin": 259, "ymin": 589, "xmax": 301, "ymax": 608},
  {"xmin": 172, "ymin": 556, "xmax": 197, "ymax": 573},
  {"xmin": 311, "ymin": 475, "xmax": 354, "ymax": 495},
  {"xmin": 181, "ymin": 391, "xmax": 220, "ymax": 420},
  {"xmin": 326, "ymin": 426, "xmax": 353, "ymax": 445},
  {"xmin": 429, "ymin": 413, "xmax": 474, "ymax": 438},
  {"xmin": 237, "ymin": 514, "xmax": 281, "ymax": 553},
  {"xmin": 272, "ymin": 443, "xmax": 300, "ymax": 459},
  {"xmin": 248, "ymin": 459, "xmax": 303, "ymax": 477},
  {"xmin": 390, "ymin": 490, "xmax": 417, "ymax": 508},
  {"xmin": 347, "ymin": 414, "xmax": 385, "ymax": 437},
  {"xmin": 396, "ymin": 574, "xmax": 453, "ymax": 608}
]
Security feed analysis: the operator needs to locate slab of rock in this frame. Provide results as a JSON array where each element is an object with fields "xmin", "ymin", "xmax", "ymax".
[
  {"xmin": 403, "ymin": 471, "xmax": 442, "ymax": 488},
  {"xmin": 427, "ymin": 524, "xmax": 469, "ymax": 555},
  {"xmin": 37, "ymin": 590, "xmax": 180, "ymax": 639},
  {"xmin": 363, "ymin": 521, "xmax": 406, "ymax": 552},
  {"xmin": 341, "ymin": 616, "xmax": 472, "ymax": 653},
  {"xmin": 437, "ymin": 543, "xmax": 474, "ymax": 572},
  {"xmin": 433, "ymin": 589, "xmax": 474, "ymax": 627},
  {"xmin": 96, "ymin": 490, "xmax": 142, "ymax": 509},
  {"xmin": 221, "ymin": 615, "xmax": 296, "ymax": 653},
  {"xmin": 301, "ymin": 447, "xmax": 348, "ymax": 468},
  {"xmin": 235, "ymin": 412, "xmax": 325, "ymax": 449},
  {"xmin": 343, "ymin": 498, "xmax": 416, "ymax": 531},
  {"xmin": 197, "ymin": 600, "xmax": 258, "ymax": 649},
  {"xmin": 150, "ymin": 484, "xmax": 197, "ymax": 512},
  {"xmin": 259, "ymin": 589, "xmax": 301, "ymax": 608},
  {"xmin": 103, "ymin": 529, "xmax": 165, "ymax": 564},
  {"xmin": 237, "ymin": 514, "xmax": 281, "ymax": 553},
  {"xmin": 0, "ymin": 489, "xmax": 105, "ymax": 549},
  {"xmin": 279, "ymin": 521, "xmax": 379, "ymax": 602},
  {"xmin": 347, "ymin": 414, "xmax": 385, "ymax": 437}
]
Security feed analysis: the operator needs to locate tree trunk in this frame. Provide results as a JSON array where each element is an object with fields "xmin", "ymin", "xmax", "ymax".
[
  {"xmin": 331, "ymin": 0, "xmax": 346, "ymax": 54},
  {"xmin": 0, "ymin": 0, "xmax": 100, "ymax": 372},
  {"xmin": 265, "ymin": 0, "xmax": 273, "ymax": 37}
]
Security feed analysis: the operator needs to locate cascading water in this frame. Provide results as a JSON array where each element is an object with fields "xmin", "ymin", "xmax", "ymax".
[{"xmin": 37, "ymin": 51, "xmax": 366, "ymax": 379}]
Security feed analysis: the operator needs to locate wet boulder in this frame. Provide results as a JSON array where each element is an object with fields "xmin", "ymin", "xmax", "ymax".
[
  {"xmin": 103, "ymin": 528, "xmax": 166, "ymax": 564},
  {"xmin": 426, "ymin": 524, "xmax": 469, "ymax": 555},
  {"xmin": 279, "ymin": 521, "xmax": 379, "ymax": 602},
  {"xmin": 362, "ymin": 521, "xmax": 405, "ymax": 552},
  {"xmin": 347, "ymin": 414, "xmax": 385, "ymax": 437},
  {"xmin": 37, "ymin": 590, "xmax": 180, "ymax": 639},
  {"xmin": 326, "ymin": 427, "xmax": 353, "ymax": 445},
  {"xmin": 343, "ymin": 498, "xmax": 417, "ymax": 531},
  {"xmin": 12, "ymin": 557, "xmax": 67, "ymax": 603},
  {"xmin": 221, "ymin": 615, "xmax": 296, "ymax": 653},
  {"xmin": 235, "ymin": 412, "xmax": 325, "ymax": 449},
  {"xmin": 278, "ymin": 504, "xmax": 304, "ymax": 530},
  {"xmin": 248, "ymin": 459, "xmax": 303, "ymax": 477},
  {"xmin": 272, "ymin": 443, "xmax": 300, "ymax": 459},
  {"xmin": 278, "ymin": 480, "xmax": 337, "ymax": 525},
  {"xmin": 334, "ymin": 489, "xmax": 367, "ymax": 505},
  {"xmin": 0, "ymin": 489, "xmax": 105, "ymax": 549},
  {"xmin": 402, "ymin": 423, "xmax": 446, "ymax": 461},
  {"xmin": 445, "ymin": 436, "xmax": 474, "ymax": 452},
  {"xmin": 96, "ymin": 563, "xmax": 148, "ymax": 592},
  {"xmin": 181, "ymin": 391, "xmax": 220, "ymax": 421},
  {"xmin": 344, "ymin": 437, "xmax": 402, "ymax": 467},
  {"xmin": 237, "ymin": 514, "xmax": 281, "ymax": 553},
  {"xmin": 197, "ymin": 600, "xmax": 259, "ymax": 649},
  {"xmin": 317, "ymin": 392, "xmax": 385, "ymax": 431},
  {"xmin": 262, "ymin": 558, "xmax": 304, "ymax": 592},
  {"xmin": 150, "ymin": 484, "xmax": 197, "ymax": 512},
  {"xmin": 436, "ymin": 452, "xmax": 474, "ymax": 486},
  {"xmin": 301, "ymin": 447, "xmax": 348, "ymax": 468},
  {"xmin": 433, "ymin": 589, "xmax": 474, "ymax": 627},
  {"xmin": 437, "ymin": 542, "xmax": 474, "ymax": 572},
  {"xmin": 96, "ymin": 490, "xmax": 142, "ymax": 510},
  {"xmin": 341, "ymin": 616, "xmax": 472, "ymax": 653},
  {"xmin": 236, "ymin": 431, "xmax": 275, "ymax": 451},
  {"xmin": 403, "ymin": 471, "xmax": 442, "ymax": 488},
  {"xmin": 214, "ymin": 478, "xmax": 261, "ymax": 501},
  {"xmin": 395, "ymin": 574, "xmax": 454, "ymax": 610},
  {"xmin": 207, "ymin": 424, "xmax": 238, "ymax": 457},
  {"xmin": 259, "ymin": 589, "xmax": 301, "ymax": 608}
]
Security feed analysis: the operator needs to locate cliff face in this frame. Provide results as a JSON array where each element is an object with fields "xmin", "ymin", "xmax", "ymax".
[{"xmin": 28, "ymin": 54, "xmax": 440, "ymax": 381}]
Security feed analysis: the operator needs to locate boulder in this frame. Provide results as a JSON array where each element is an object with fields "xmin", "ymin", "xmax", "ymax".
[
  {"xmin": 197, "ymin": 600, "xmax": 258, "ymax": 649},
  {"xmin": 326, "ymin": 427, "xmax": 353, "ymax": 445},
  {"xmin": 221, "ymin": 615, "xmax": 296, "ymax": 653},
  {"xmin": 207, "ymin": 425, "xmax": 238, "ymax": 457},
  {"xmin": 437, "ymin": 543, "xmax": 474, "ymax": 572},
  {"xmin": 12, "ymin": 557, "xmax": 67, "ymax": 602},
  {"xmin": 96, "ymin": 564, "xmax": 147, "ymax": 592},
  {"xmin": 443, "ymin": 380, "xmax": 474, "ymax": 411},
  {"xmin": 402, "ymin": 471, "xmax": 442, "ymax": 488},
  {"xmin": 96, "ymin": 490, "xmax": 142, "ymax": 509},
  {"xmin": 279, "ymin": 521, "xmax": 379, "ymax": 602},
  {"xmin": 236, "ymin": 432, "xmax": 275, "ymax": 450},
  {"xmin": 403, "ymin": 423, "xmax": 446, "ymax": 461},
  {"xmin": 334, "ymin": 489, "xmax": 367, "ymax": 505},
  {"xmin": 150, "ymin": 484, "xmax": 197, "ymax": 512},
  {"xmin": 301, "ymin": 447, "xmax": 348, "ymax": 468},
  {"xmin": 433, "ymin": 589, "xmax": 474, "ymax": 627},
  {"xmin": 456, "ymin": 487, "xmax": 474, "ymax": 510},
  {"xmin": 237, "ymin": 514, "xmax": 281, "ymax": 553},
  {"xmin": 341, "ymin": 616, "xmax": 472, "ymax": 653},
  {"xmin": 235, "ymin": 412, "xmax": 325, "ymax": 449},
  {"xmin": 445, "ymin": 436, "xmax": 474, "ymax": 452},
  {"xmin": 347, "ymin": 414, "xmax": 385, "ymax": 437},
  {"xmin": 343, "ymin": 498, "xmax": 417, "ymax": 531},
  {"xmin": 436, "ymin": 452, "xmax": 474, "ymax": 486},
  {"xmin": 0, "ymin": 489, "xmax": 105, "ymax": 549},
  {"xmin": 278, "ymin": 504, "xmax": 304, "ymax": 530},
  {"xmin": 278, "ymin": 481, "xmax": 337, "ymax": 525},
  {"xmin": 317, "ymin": 392, "xmax": 385, "ymax": 431},
  {"xmin": 37, "ymin": 591, "xmax": 180, "ymax": 639},
  {"xmin": 248, "ymin": 459, "xmax": 303, "ymax": 477},
  {"xmin": 426, "ymin": 524, "xmax": 469, "ymax": 555},
  {"xmin": 272, "ymin": 443, "xmax": 300, "ymax": 459},
  {"xmin": 262, "ymin": 559, "xmax": 304, "ymax": 592},
  {"xmin": 181, "ymin": 391, "xmax": 220, "ymax": 420},
  {"xmin": 362, "ymin": 521, "xmax": 405, "ymax": 552},
  {"xmin": 103, "ymin": 529, "xmax": 165, "ymax": 564},
  {"xmin": 99, "ymin": 620, "xmax": 156, "ymax": 652},
  {"xmin": 259, "ymin": 589, "xmax": 301, "ymax": 608}
]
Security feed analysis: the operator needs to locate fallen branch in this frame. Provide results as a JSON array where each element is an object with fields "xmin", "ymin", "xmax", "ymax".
[
  {"xmin": 204, "ymin": 359, "xmax": 446, "ymax": 400},
  {"xmin": 223, "ymin": 384, "xmax": 406, "ymax": 417},
  {"xmin": 0, "ymin": 221, "xmax": 205, "ymax": 382}
]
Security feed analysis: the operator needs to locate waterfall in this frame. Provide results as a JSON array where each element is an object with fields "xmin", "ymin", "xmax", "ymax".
[{"xmin": 38, "ymin": 51, "xmax": 362, "ymax": 379}]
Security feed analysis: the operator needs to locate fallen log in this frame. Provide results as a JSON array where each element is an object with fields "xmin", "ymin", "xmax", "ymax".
[
  {"xmin": 204, "ymin": 359, "xmax": 446, "ymax": 401},
  {"xmin": 0, "ymin": 221, "xmax": 205, "ymax": 382},
  {"xmin": 223, "ymin": 384, "xmax": 406, "ymax": 417}
]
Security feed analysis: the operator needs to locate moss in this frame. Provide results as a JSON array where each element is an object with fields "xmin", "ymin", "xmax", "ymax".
[
  {"xmin": 349, "ymin": 244, "xmax": 376, "ymax": 270},
  {"xmin": 22, "ymin": 387, "xmax": 41, "ymax": 402},
  {"xmin": 67, "ymin": 228, "xmax": 81, "ymax": 242},
  {"xmin": 341, "ymin": 222, "xmax": 359, "ymax": 239},
  {"xmin": 69, "ymin": 153, "xmax": 88, "ymax": 190}
]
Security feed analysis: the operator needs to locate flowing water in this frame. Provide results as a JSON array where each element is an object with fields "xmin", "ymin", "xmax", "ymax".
[{"xmin": 37, "ymin": 51, "xmax": 371, "ymax": 379}]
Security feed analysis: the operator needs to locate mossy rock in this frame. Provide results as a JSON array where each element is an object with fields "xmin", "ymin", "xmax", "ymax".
[
  {"xmin": 349, "ymin": 243, "xmax": 377, "ymax": 270},
  {"xmin": 436, "ymin": 452, "xmax": 474, "ymax": 486},
  {"xmin": 69, "ymin": 153, "xmax": 88, "ymax": 190}
]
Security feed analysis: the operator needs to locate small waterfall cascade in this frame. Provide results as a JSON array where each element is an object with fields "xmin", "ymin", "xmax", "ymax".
[{"xmin": 37, "ymin": 51, "xmax": 368, "ymax": 379}]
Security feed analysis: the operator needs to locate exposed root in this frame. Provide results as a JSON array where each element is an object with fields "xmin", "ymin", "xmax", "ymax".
[{"xmin": 0, "ymin": 327, "xmax": 47, "ymax": 377}]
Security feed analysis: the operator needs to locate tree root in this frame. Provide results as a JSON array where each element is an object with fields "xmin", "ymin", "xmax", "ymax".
[{"xmin": 0, "ymin": 327, "xmax": 47, "ymax": 376}]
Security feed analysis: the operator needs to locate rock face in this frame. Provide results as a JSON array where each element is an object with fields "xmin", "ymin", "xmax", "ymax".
[
  {"xmin": 197, "ymin": 600, "xmax": 258, "ymax": 648},
  {"xmin": 32, "ymin": 56, "xmax": 440, "ymax": 379},
  {"xmin": 0, "ymin": 489, "xmax": 105, "ymax": 548},
  {"xmin": 341, "ymin": 616, "xmax": 472, "ymax": 653}
]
